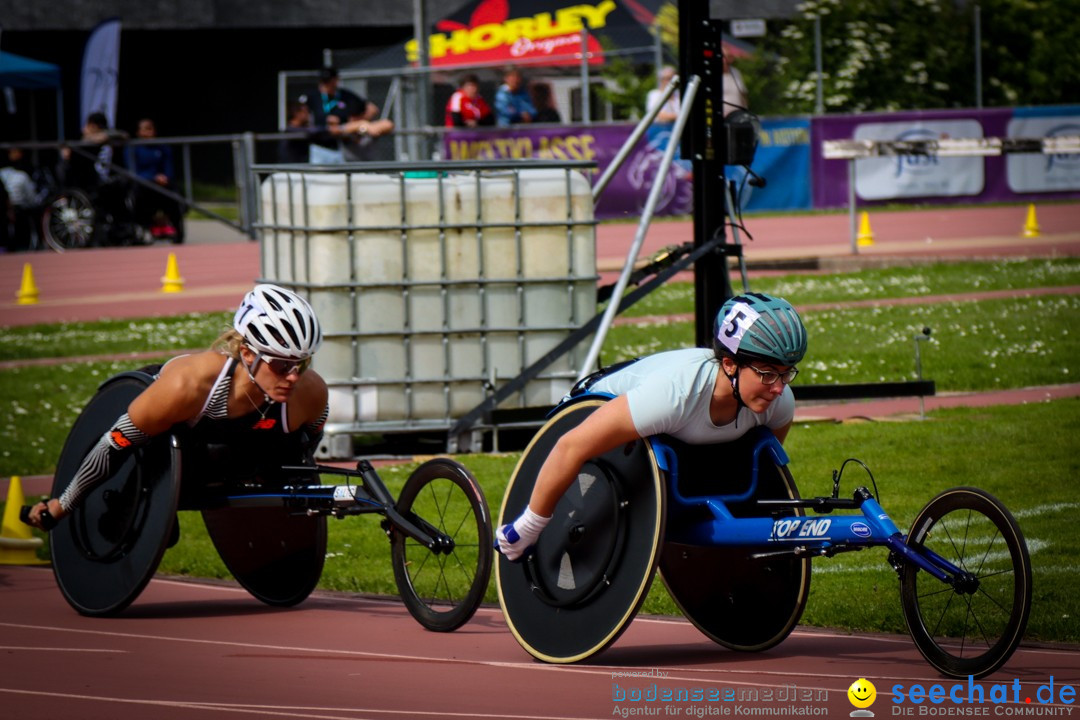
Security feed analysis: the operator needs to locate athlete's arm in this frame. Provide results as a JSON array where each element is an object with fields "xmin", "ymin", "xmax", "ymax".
[
  {"xmin": 527, "ymin": 395, "xmax": 642, "ymax": 517},
  {"xmin": 26, "ymin": 356, "xmax": 214, "ymax": 528}
]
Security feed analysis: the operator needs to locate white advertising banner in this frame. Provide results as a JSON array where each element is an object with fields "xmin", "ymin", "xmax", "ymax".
[
  {"xmin": 80, "ymin": 18, "xmax": 122, "ymax": 128},
  {"xmin": 1006, "ymin": 113, "xmax": 1080, "ymax": 193},
  {"xmin": 853, "ymin": 120, "xmax": 985, "ymax": 201}
]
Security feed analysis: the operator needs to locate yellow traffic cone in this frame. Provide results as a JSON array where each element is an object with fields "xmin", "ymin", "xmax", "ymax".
[
  {"xmin": 161, "ymin": 252, "xmax": 185, "ymax": 293},
  {"xmin": 0, "ymin": 476, "xmax": 48, "ymax": 565},
  {"xmin": 856, "ymin": 211, "xmax": 875, "ymax": 247},
  {"xmin": 1022, "ymin": 204, "xmax": 1040, "ymax": 238},
  {"xmin": 15, "ymin": 263, "xmax": 39, "ymax": 305}
]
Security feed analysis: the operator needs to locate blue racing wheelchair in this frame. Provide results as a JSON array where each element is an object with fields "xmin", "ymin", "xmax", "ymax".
[{"xmin": 496, "ymin": 396, "xmax": 1032, "ymax": 679}]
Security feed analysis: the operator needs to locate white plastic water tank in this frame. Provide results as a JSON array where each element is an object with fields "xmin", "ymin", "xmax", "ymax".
[{"xmin": 259, "ymin": 168, "xmax": 596, "ymax": 429}]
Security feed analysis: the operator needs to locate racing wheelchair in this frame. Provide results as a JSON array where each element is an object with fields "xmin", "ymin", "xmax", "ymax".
[
  {"xmin": 40, "ymin": 369, "xmax": 493, "ymax": 632},
  {"xmin": 496, "ymin": 395, "xmax": 1032, "ymax": 678}
]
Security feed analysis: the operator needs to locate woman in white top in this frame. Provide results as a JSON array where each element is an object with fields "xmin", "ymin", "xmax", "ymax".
[{"xmin": 497, "ymin": 292, "xmax": 808, "ymax": 560}]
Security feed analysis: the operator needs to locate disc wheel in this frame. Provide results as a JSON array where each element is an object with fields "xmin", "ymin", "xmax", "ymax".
[
  {"xmin": 391, "ymin": 458, "xmax": 493, "ymax": 632},
  {"xmin": 43, "ymin": 189, "xmax": 96, "ymax": 252},
  {"xmin": 900, "ymin": 487, "xmax": 1032, "ymax": 679},
  {"xmin": 658, "ymin": 431, "xmax": 810, "ymax": 652},
  {"xmin": 496, "ymin": 398, "xmax": 666, "ymax": 663},
  {"xmin": 50, "ymin": 371, "xmax": 179, "ymax": 616}
]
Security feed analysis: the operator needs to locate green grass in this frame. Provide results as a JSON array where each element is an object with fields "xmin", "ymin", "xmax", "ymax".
[
  {"xmin": 618, "ymin": 258, "xmax": 1080, "ymax": 318},
  {"xmin": 605, "ymin": 294, "xmax": 1079, "ymax": 391},
  {"xmin": 0, "ymin": 314, "xmax": 231, "ymax": 362}
]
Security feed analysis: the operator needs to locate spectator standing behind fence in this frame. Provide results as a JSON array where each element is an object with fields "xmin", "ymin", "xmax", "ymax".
[
  {"xmin": 495, "ymin": 68, "xmax": 536, "ymax": 127},
  {"xmin": 445, "ymin": 74, "xmax": 494, "ymax": 128},
  {"xmin": 646, "ymin": 65, "xmax": 680, "ymax": 125},
  {"xmin": 722, "ymin": 54, "xmax": 748, "ymax": 117},
  {"xmin": 529, "ymin": 82, "xmax": 561, "ymax": 123},
  {"xmin": 305, "ymin": 67, "xmax": 394, "ymax": 163},
  {"xmin": 132, "ymin": 118, "xmax": 185, "ymax": 244},
  {"xmin": 279, "ymin": 101, "xmax": 314, "ymax": 163}
]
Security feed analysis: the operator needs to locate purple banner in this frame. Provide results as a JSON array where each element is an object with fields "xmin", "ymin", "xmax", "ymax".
[
  {"xmin": 813, "ymin": 107, "xmax": 1080, "ymax": 208},
  {"xmin": 444, "ymin": 124, "xmax": 693, "ymax": 220}
]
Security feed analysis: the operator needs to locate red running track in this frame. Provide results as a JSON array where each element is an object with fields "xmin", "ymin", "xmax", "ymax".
[{"xmin": 2, "ymin": 565, "xmax": 1078, "ymax": 720}]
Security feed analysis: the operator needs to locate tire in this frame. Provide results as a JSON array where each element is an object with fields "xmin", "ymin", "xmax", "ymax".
[
  {"xmin": 50, "ymin": 371, "xmax": 180, "ymax": 616},
  {"xmin": 391, "ymin": 458, "xmax": 493, "ymax": 632},
  {"xmin": 42, "ymin": 189, "xmax": 96, "ymax": 252},
  {"xmin": 900, "ymin": 487, "xmax": 1032, "ymax": 679},
  {"xmin": 659, "ymin": 432, "xmax": 810, "ymax": 652},
  {"xmin": 496, "ymin": 398, "xmax": 666, "ymax": 663}
]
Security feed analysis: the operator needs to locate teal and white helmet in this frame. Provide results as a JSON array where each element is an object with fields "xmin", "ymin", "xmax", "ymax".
[{"xmin": 713, "ymin": 293, "xmax": 807, "ymax": 366}]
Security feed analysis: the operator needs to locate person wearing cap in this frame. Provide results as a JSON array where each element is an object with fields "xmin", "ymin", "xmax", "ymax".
[
  {"xmin": 496, "ymin": 292, "xmax": 807, "ymax": 561},
  {"xmin": 305, "ymin": 67, "xmax": 394, "ymax": 163},
  {"xmin": 24, "ymin": 284, "xmax": 329, "ymax": 530}
]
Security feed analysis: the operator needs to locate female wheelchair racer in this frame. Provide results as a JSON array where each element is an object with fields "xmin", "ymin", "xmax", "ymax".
[
  {"xmin": 497, "ymin": 292, "xmax": 805, "ymax": 560},
  {"xmin": 25, "ymin": 284, "xmax": 329, "ymax": 531},
  {"xmin": 25, "ymin": 283, "xmax": 493, "ymax": 628},
  {"xmin": 495, "ymin": 291, "xmax": 1031, "ymax": 677}
]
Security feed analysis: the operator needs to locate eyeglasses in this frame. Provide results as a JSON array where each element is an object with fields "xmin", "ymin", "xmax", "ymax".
[
  {"xmin": 261, "ymin": 355, "xmax": 311, "ymax": 377},
  {"xmin": 745, "ymin": 365, "xmax": 799, "ymax": 385}
]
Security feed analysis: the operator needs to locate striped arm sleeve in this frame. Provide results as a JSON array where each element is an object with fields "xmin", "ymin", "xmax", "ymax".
[{"xmin": 58, "ymin": 413, "xmax": 152, "ymax": 512}]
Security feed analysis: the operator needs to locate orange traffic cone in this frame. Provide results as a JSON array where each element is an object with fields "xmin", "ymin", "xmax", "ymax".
[
  {"xmin": 1021, "ymin": 204, "xmax": 1040, "ymax": 238},
  {"xmin": 0, "ymin": 476, "xmax": 48, "ymax": 565},
  {"xmin": 15, "ymin": 263, "xmax": 39, "ymax": 305},
  {"xmin": 161, "ymin": 252, "xmax": 185, "ymax": 293},
  {"xmin": 856, "ymin": 211, "xmax": 875, "ymax": 247}
]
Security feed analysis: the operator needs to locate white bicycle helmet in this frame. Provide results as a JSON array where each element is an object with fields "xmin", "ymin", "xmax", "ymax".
[{"xmin": 234, "ymin": 284, "xmax": 322, "ymax": 360}]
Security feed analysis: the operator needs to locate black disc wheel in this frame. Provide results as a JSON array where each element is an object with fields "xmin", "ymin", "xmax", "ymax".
[
  {"xmin": 50, "ymin": 371, "xmax": 179, "ymax": 616},
  {"xmin": 658, "ymin": 431, "xmax": 810, "ymax": 652},
  {"xmin": 901, "ymin": 487, "xmax": 1032, "ymax": 679},
  {"xmin": 391, "ymin": 458, "xmax": 493, "ymax": 632},
  {"xmin": 43, "ymin": 189, "xmax": 96, "ymax": 252},
  {"xmin": 496, "ymin": 398, "xmax": 666, "ymax": 663}
]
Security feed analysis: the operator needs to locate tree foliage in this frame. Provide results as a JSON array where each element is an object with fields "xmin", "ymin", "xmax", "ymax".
[{"xmin": 737, "ymin": 0, "xmax": 1080, "ymax": 115}]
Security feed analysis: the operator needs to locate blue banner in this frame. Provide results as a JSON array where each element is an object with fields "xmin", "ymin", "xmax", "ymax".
[{"xmin": 744, "ymin": 117, "xmax": 812, "ymax": 212}]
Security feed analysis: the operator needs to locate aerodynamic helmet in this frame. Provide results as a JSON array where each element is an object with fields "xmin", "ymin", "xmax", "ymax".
[
  {"xmin": 713, "ymin": 292, "xmax": 807, "ymax": 366},
  {"xmin": 234, "ymin": 284, "xmax": 322, "ymax": 360}
]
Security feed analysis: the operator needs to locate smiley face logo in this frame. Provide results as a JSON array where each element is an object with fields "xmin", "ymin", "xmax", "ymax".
[{"xmin": 848, "ymin": 678, "xmax": 877, "ymax": 709}]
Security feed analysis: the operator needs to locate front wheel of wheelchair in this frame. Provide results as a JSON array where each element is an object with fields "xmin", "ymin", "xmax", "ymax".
[
  {"xmin": 391, "ymin": 458, "xmax": 493, "ymax": 632},
  {"xmin": 42, "ymin": 189, "xmax": 96, "ymax": 252},
  {"xmin": 900, "ymin": 487, "xmax": 1032, "ymax": 679},
  {"xmin": 497, "ymin": 398, "xmax": 666, "ymax": 663}
]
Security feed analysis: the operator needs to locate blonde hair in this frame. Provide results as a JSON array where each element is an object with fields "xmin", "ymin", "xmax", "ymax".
[{"xmin": 211, "ymin": 328, "xmax": 245, "ymax": 359}]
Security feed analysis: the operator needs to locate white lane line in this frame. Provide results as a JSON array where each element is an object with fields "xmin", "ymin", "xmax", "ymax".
[
  {"xmin": 1, "ymin": 622, "xmax": 1074, "ymax": 712},
  {"xmin": 0, "ymin": 688, "xmax": 598, "ymax": 720},
  {"xmin": 0, "ymin": 646, "xmax": 125, "ymax": 653}
]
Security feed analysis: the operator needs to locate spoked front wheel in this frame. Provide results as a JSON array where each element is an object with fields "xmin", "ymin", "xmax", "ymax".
[
  {"xmin": 900, "ymin": 487, "xmax": 1032, "ymax": 678},
  {"xmin": 391, "ymin": 458, "xmax": 492, "ymax": 632},
  {"xmin": 43, "ymin": 189, "xmax": 96, "ymax": 251}
]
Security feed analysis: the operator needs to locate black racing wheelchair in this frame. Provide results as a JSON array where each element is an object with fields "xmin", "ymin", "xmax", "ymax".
[
  {"xmin": 43, "ymin": 369, "xmax": 493, "ymax": 632},
  {"xmin": 496, "ymin": 395, "xmax": 1032, "ymax": 679}
]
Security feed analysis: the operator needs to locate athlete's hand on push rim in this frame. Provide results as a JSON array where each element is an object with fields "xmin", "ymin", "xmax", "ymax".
[{"xmin": 25, "ymin": 499, "xmax": 65, "ymax": 530}]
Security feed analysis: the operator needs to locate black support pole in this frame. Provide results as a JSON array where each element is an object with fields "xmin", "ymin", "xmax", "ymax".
[{"xmin": 679, "ymin": 2, "xmax": 735, "ymax": 347}]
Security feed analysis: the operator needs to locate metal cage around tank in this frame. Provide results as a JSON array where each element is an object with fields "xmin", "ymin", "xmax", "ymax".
[{"xmin": 252, "ymin": 160, "xmax": 598, "ymax": 457}]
